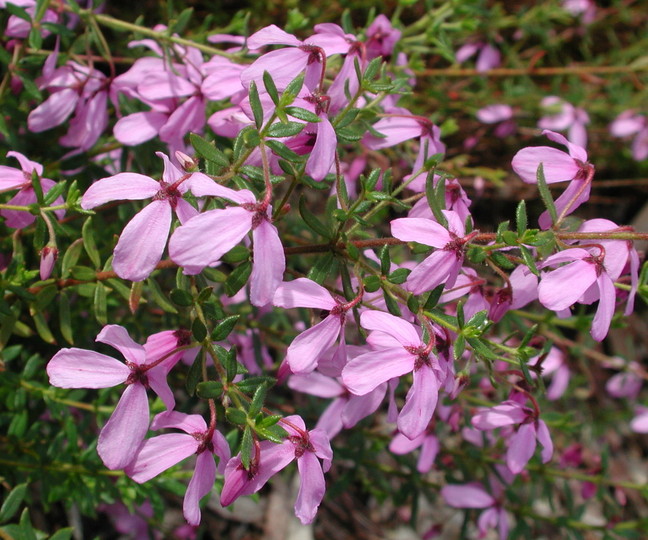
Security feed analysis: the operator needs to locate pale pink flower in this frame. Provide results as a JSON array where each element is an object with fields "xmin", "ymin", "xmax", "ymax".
[
  {"xmin": 221, "ymin": 415, "xmax": 332, "ymax": 524},
  {"xmin": 630, "ymin": 407, "xmax": 648, "ymax": 433},
  {"xmin": 389, "ymin": 430, "xmax": 440, "ymax": 473},
  {"xmin": 47, "ymin": 326, "xmax": 184, "ymax": 470},
  {"xmin": 476, "ymin": 104, "xmax": 516, "ymax": 137},
  {"xmin": 391, "ymin": 210, "xmax": 470, "ymax": 295},
  {"xmin": 538, "ymin": 96, "xmax": 589, "ymax": 148},
  {"xmin": 456, "ymin": 42, "xmax": 501, "ymax": 72},
  {"xmin": 273, "ymin": 278, "xmax": 361, "ymax": 374},
  {"xmin": 342, "ymin": 310, "xmax": 443, "ymax": 440},
  {"xmin": 610, "ymin": 111, "xmax": 648, "ymax": 162},
  {"xmin": 0, "ymin": 151, "xmax": 65, "ymax": 228},
  {"xmin": 126, "ymin": 411, "xmax": 230, "ymax": 526},
  {"xmin": 472, "ymin": 400, "xmax": 553, "ymax": 474},
  {"xmin": 81, "ymin": 152, "xmax": 202, "ymax": 282},
  {"xmin": 169, "ymin": 182, "xmax": 285, "ymax": 307}
]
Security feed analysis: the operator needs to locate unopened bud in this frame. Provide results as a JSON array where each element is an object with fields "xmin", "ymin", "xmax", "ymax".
[
  {"xmin": 40, "ymin": 246, "xmax": 58, "ymax": 280},
  {"xmin": 175, "ymin": 151, "xmax": 198, "ymax": 172}
]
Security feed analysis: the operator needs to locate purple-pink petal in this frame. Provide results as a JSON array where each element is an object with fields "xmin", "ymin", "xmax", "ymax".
[
  {"xmin": 538, "ymin": 258, "xmax": 597, "ymax": 311},
  {"xmin": 295, "ymin": 451, "xmax": 325, "ymax": 524},
  {"xmin": 112, "ymin": 200, "xmax": 172, "ymax": 282},
  {"xmin": 273, "ymin": 278, "xmax": 337, "ymax": 310},
  {"xmin": 306, "ymin": 115, "xmax": 336, "ymax": 181},
  {"xmin": 397, "ymin": 363, "xmax": 439, "ymax": 440},
  {"xmin": 47, "ymin": 348, "xmax": 130, "ymax": 388},
  {"xmin": 535, "ymin": 420, "xmax": 553, "ymax": 464},
  {"xmin": 342, "ymin": 347, "xmax": 415, "ymax": 396},
  {"xmin": 286, "ymin": 315, "xmax": 342, "ymax": 374},
  {"xmin": 98, "ymin": 383, "xmax": 150, "ymax": 470},
  {"xmin": 81, "ymin": 173, "xmax": 160, "ymax": 209},
  {"xmin": 127, "ymin": 432, "xmax": 199, "ymax": 482},
  {"xmin": 169, "ymin": 207, "xmax": 253, "ymax": 274},
  {"xmin": 151, "ymin": 410, "xmax": 207, "ymax": 433},
  {"xmin": 96, "ymin": 324, "xmax": 147, "ymax": 366},
  {"xmin": 441, "ymin": 483, "xmax": 496, "ymax": 509},
  {"xmin": 511, "ymin": 146, "xmax": 580, "ymax": 184},
  {"xmin": 184, "ymin": 451, "xmax": 216, "ymax": 526},
  {"xmin": 506, "ymin": 423, "xmax": 536, "ymax": 474},
  {"xmin": 114, "ymin": 111, "xmax": 168, "ymax": 146},
  {"xmin": 27, "ymin": 88, "xmax": 79, "ymax": 132},
  {"xmin": 391, "ymin": 217, "xmax": 451, "ymax": 248},
  {"xmin": 360, "ymin": 310, "xmax": 421, "ymax": 348},
  {"xmin": 250, "ymin": 220, "xmax": 285, "ymax": 306},
  {"xmin": 591, "ymin": 273, "xmax": 615, "ymax": 342}
]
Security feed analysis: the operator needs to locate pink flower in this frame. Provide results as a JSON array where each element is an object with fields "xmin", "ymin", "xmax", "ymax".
[
  {"xmin": 456, "ymin": 42, "xmax": 501, "ymax": 72},
  {"xmin": 610, "ymin": 111, "xmax": 648, "ymax": 161},
  {"xmin": 0, "ymin": 151, "xmax": 65, "ymax": 229},
  {"xmin": 476, "ymin": 104, "xmax": 516, "ymax": 138},
  {"xmin": 630, "ymin": 407, "xmax": 648, "ymax": 434},
  {"xmin": 169, "ymin": 181, "xmax": 285, "ymax": 307},
  {"xmin": 273, "ymin": 278, "xmax": 361, "ymax": 374},
  {"xmin": 538, "ymin": 247, "xmax": 616, "ymax": 341},
  {"xmin": 342, "ymin": 311, "xmax": 443, "ymax": 440},
  {"xmin": 538, "ymin": 96, "xmax": 589, "ymax": 148},
  {"xmin": 47, "ymin": 325, "xmax": 183, "ymax": 470},
  {"xmin": 511, "ymin": 130, "xmax": 593, "ymax": 228},
  {"xmin": 472, "ymin": 400, "xmax": 553, "ymax": 474},
  {"xmin": 81, "ymin": 152, "xmax": 202, "ymax": 282},
  {"xmin": 39, "ymin": 246, "xmax": 58, "ymax": 280},
  {"xmin": 221, "ymin": 415, "xmax": 332, "ymax": 524},
  {"xmin": 126, "ymin": 411, "xmax": 230, "ymax": 526},
  {"xmin": 391, "ymin": 210, "xmax": 470, "ymax": 295},
  {"xmin": 389, "ymin": 430, "xmax": 440, "ymax": 473}
]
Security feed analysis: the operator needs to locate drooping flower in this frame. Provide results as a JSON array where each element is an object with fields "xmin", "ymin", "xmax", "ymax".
[
  {"xmin": 47, "ymin": 325, "xmax": 184, "ymax": 470},
  {"xmin": 126, "ymin": 411, "xmax": 230, "ymax": 526}
]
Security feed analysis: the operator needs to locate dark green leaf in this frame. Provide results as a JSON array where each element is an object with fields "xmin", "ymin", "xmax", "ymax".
[
  {"xmin": 299, "ymin": 196, "xmax": 331, "ymax": 239},
  {"xmin": 5, "ymin": 3, "xmax": 31, "ymax": 21},
  {"xmin": 225, "ymin": 348, "xmax": 238, "ymax": 383},
  {"xmin": 266, "ymin": 139, "xmax": 303, "ymax": 162},
  {"xmin": 256, "ymin": 424, "xmax": 288, "ymax": 443},
  {"xmin": 387, "ymin": 268, "xmax": 410, "ymax": 285},
  {"xmin": 249, "ymin": 381, "xmax": 269, "ymax": 418},
  {"xmin": 192, "ymin": 318, "xmax": 207, "ymax": 342},
  {"xmin": 43, "ymin": 180, "xmax": 67, "ymax": 206},
  {"xmin": 70, "ymin": 265, "xmax": 96, "ymax": 281},
  {"xmin": 170, "ymin": 7, "xmax": 193, "ymax": 34},
  {"xmin": 424, "ymin": 284, "xmax": 445, "ymax": 310},
  {"xmin": 285, "ymin": 106, "xmax": 321, "ymax": 123},
  {"xmin": 536, "ymin": 163, "xmax": 558, "ymax": 225},
  {"xmin": 308, "ymin": 252, "xmax": 337, "ymax": 285},
  {"xmin": 82, "ymin": 218, "xmax": 101, "ymax": 268},
  {"xmin": 382, "ymin": 287, "xmax": 401, "ymax": 316},
  {"xmin": 280, "ymin": 74, "xmax": 304, "ymax": 106},
  {"xmin": 186, "ymin": 350, "xmax": 203, "ymax": 396},
  {"xmin": 226, "ymin": 408, "xmax": 247, "ymax": 425},
  {"xmin": 170, "ymin": 288, "xmax": 193, "ymax": 306},
  {"xmin": 262, "ymin": 71, "xmax": 280, "ymax": 105},
  {"xmin": 59, "ymin": 290, "xmax": 73, "ymax": 344},
  {"xmin": 379, "ymin": 245, "xmax": 390, "ymax": 276},
  {"xmin": 489, "ymin": 252, "xmax": 516, "ymax": 270},
  {"xmin": 266, "ymin": 121, "xmax": 305, "ymax": 138},
  {"xmin": 224, "ymin": 261, "xmax": 252, "ymax": 297},
  {"xmin": 406, "ymin": 294, "xmax": 419, "ymax": 313},
  {"xmin": 235, "ymin": 376, "xmax": 276, "ymax": 392},
  {"xmin": 240, "ymin": 426, "xmax": 253, "ymax": 468},
  {"xmin": 0, "ymin": 483, "xmax": 27, "ymax": 523},
  {"xmin": 211, "ymin": 315, "xmax": 240, "ymax": 341},
  {"xmin": 516, "ymin": 200, "xmax": 527, "ymax": 237},
  {"xmin": 425, "ymin": 173, "xmax": 447, "ymax": 227},
  {"xmin": 190, "ymin": 133, "xmax": 229, "ymax": 167},
  {"xmin": 248, "ymin": 81, "xmax": 264, "ymax": 129},
  {"xmin": 93, "ymin": 283, "xmax": 107, "ymax": 325},
  {"xmin": 519, "ymin": 245, "xmax": 540, "ymax": 277},
  {"xmin": 196, "ymin": 381, "xmax": 223, "ymax": 399}
]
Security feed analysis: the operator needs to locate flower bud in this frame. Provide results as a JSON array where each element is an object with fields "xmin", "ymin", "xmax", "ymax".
[
  {"xmin": 39, "ymin": 246, "xmax": 58, "ymax": 280},
  {"xmin": 175, "ymin": 151, "xmax": 198, "ymax": 172}
]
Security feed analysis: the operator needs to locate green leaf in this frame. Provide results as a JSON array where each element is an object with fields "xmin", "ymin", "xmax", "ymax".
[
  {"xmin": 146, "ymin": 278, "xmax": 178, "ymax": 314},
  {"xmin": 406, "ymin": 294, "xmax": 419, "ymax": 313},
  {"xmin": 285, "ymin": 106, "xmax": 321, "ymax": 123},
  {"xmin": 196, "ymin": 381, "xmax": 223, "ymax": 399},
  {"xmin": 387, "ymin": 268, "xmax": 410, "ymax": 285},
  {"xmin": 265, "ymin": 139, "xmax": 303, "ymax": 162},
  {"xmin": 262, "ymin": 71, "xmax": 279, "ymax": 105},
  {"xmin": 226, "ymin": 408, "xmax": 247, "ymax": 425},
  {"xmin": 224, "ymin": 261, "xmax": 252, "ymax": 297},
  {"xmin": 382, "ymin": 287, "xmax": 401, "ymax": 316},
  {"xmin": 93, "ymin": 283, "xmax": 107, "ymax": 325},
  {"xmin": 363, "ymin": 275, "xmax": 381, "ymax": 293},
  {"xmin": 519, "ymin": 245, "xmax": 540, "ymax": 277},
  {"xmin": 58, "ymin": 290, "xmax": 73, "ymax": 344},
  {"xmin": 19, "ymin": 508, "xmax": 36, "ymax": 540},
  {"xmin": 31, "ymin": 309, "xmax": 55, "ymax": 344},
  {"xmin": 515, "ymin": 200, "xmax": 527, "ymax": 237},
  {"xmin": 425, "ymin": 173, "xmax": 447, "ymax": 227},
  {"xmin": 192, "ymin": 318, "xmax": 207, "ymax": 342},
  {"xmin": 225, "ymin": 348, "xmax": 238, "ymax": 383},
  {"xmin": 212, "ymin": 315, "xmax": 240, "ymax": 342},
  {"xmin": 266, "ymin": 121, "xmax": 305, "ymax": 138},
  {"xmin": 307, "ymin": 252, "xmax": 337, "ymax": 285},
  {"xmin": 536, "ymin": 163, "xmax": 558, "ymax": 225},
  {"xmin": 43, "ymin": 180, "xmax": 67, "ymax": 206},
  {"xmin": 35, "ymin": 285, "xmax": 57, "ymax": 311},
  {"xmin": 235, "ymin": 376, "xmax": 276, "ymax": 392},
  {"xmin": 82, "ymin": 218, "xmax": 101, "ymax": 268},
  {"xmin": 256, "ymin": 424, "xmax": 288, "ymax": 443},
  {"xmin": 186, "ymin": 350, "xmax": 203, "ymax": 396},
  {"xmin": 453, "ymin": 334, "xmax": 466, "ymax": 360},
  {"xmin": 249, "ymin": 382, "xmax": 269, "ymax": 418},
  {"xmin": 70, "ymin": 265, "xmax": 96, "ymax": 281},
  {"xmin": 189, "ymin": 133, "xmax": 229, "ymax": 167},
  {"xmin": 0, "ymin": 483, "xmax": 27, "ymax": 523},
  {"xmin": 170, "ymin": 7, "xmax": 193, "ymax": 34},
  {"xmin": 363, "ymin": 57, "xmax": 382, "ymax": 81},
  {"xmin": 170, "ymin": 288, "xmax": 193, "ymax": 306},
  {"xmin": 423, "ymin": 284, "xmax": 445, "ymax": 310},
  {"xmin": 49, "ymin": 528, "xmax": 74, "ymax": 540},
  {"xmin": 299, "ymin": 196, "xmax": 331, "ymax": 239},
  {"xmin": 280, "ymin": 74, "xmax": 304, "ymax": 106},
  {"xmin": 240, "ymin": 426, "xmax": 253, "ymax": 469},
  {"xmin": 5, "ymin": 3, "xmax": 31, "ymax": 21},
  {"xmin": 466, "ymin": 337, "xmax": 498, "ymax": 360},
  {"xmin": 248, "ymin": 81, "xmax": 264, "ymax": 130},
  {"xmin": 379, "ymin": 245, "xmax": 390, "ymax": 276},
  {"xmin": 489, "ymin": 252, "xmax": 516, "ymax": 270},
  {"xmin": 61, "ymin": 240, "xmax": 83, "ymax": 278}
]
